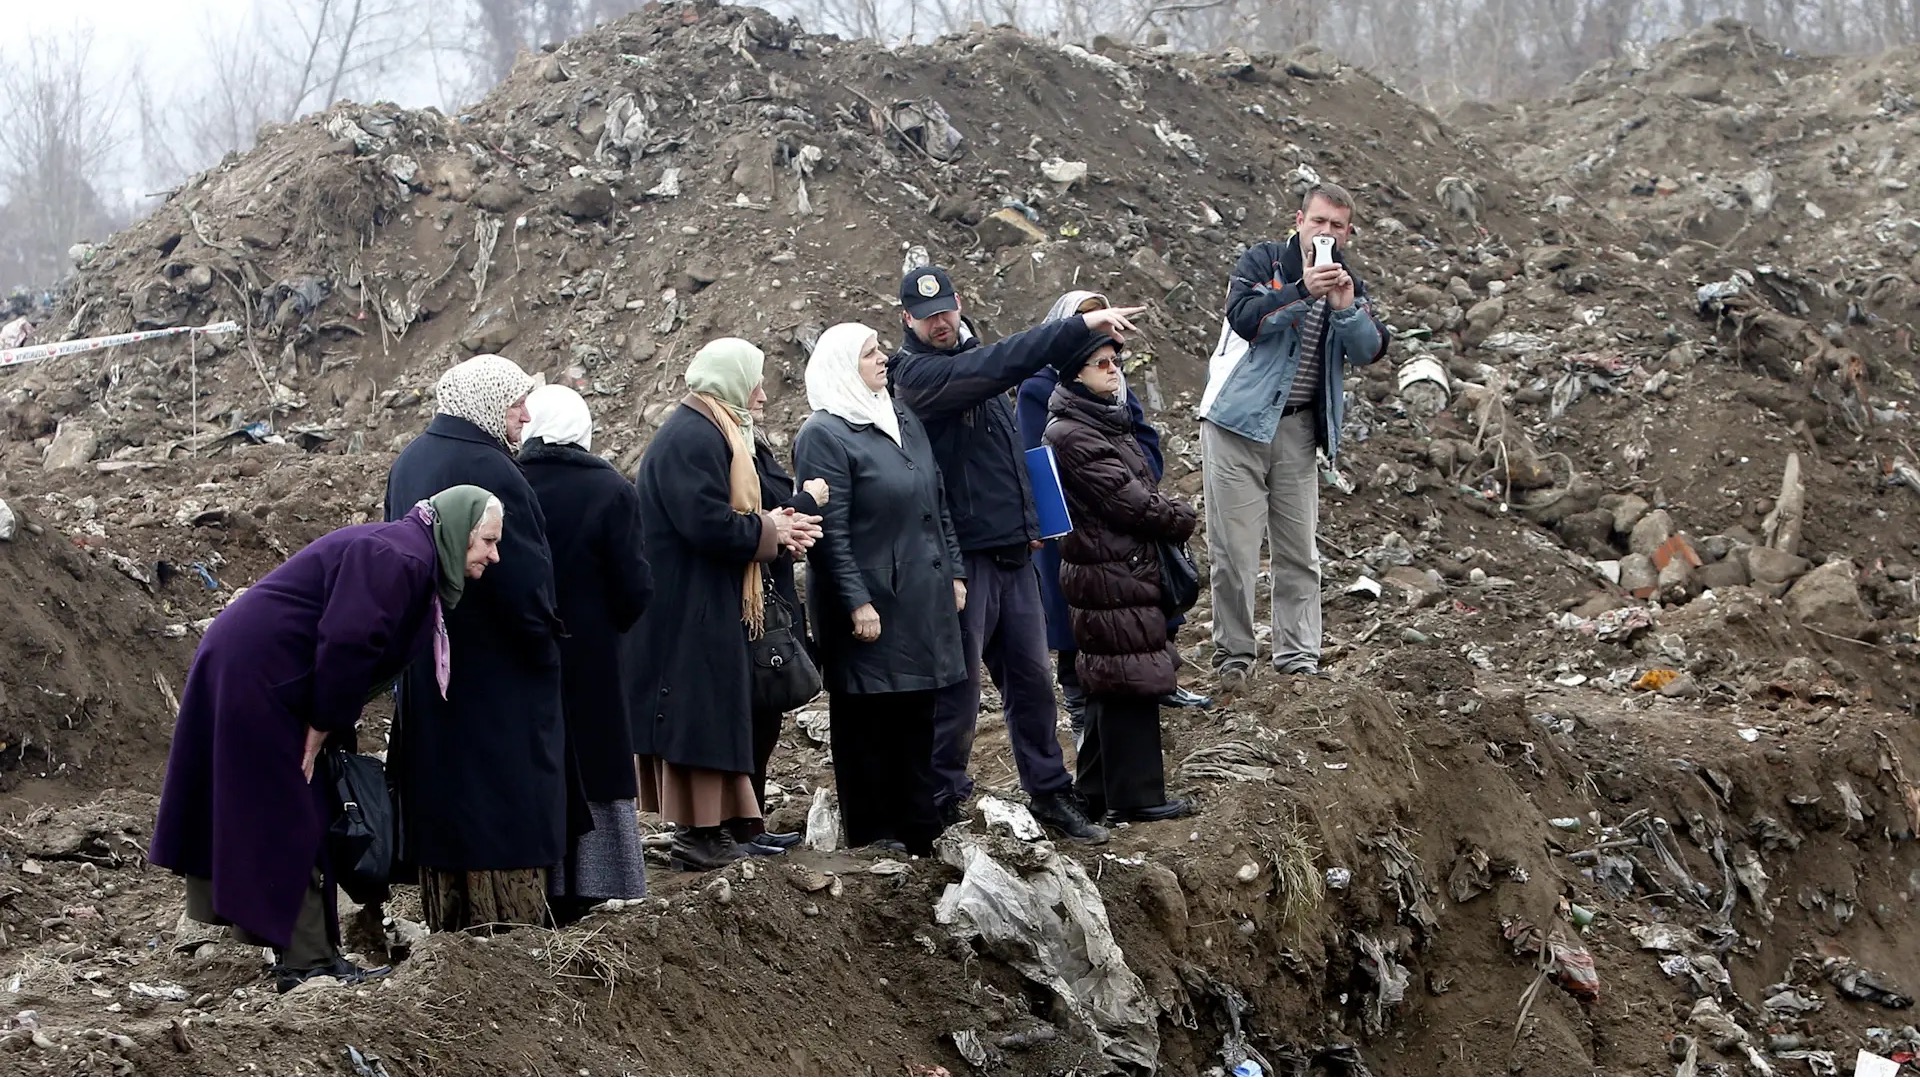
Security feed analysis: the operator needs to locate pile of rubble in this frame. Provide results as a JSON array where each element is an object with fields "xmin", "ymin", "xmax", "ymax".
[{"xmin": 6, "ymin": 0, "xmax": 1526, "ymax": 479}]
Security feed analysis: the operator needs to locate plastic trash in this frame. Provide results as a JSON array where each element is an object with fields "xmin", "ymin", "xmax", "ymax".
[
  {"xmin": 0, "ymin": 498, "xmax": 14, "ymax": 542},
  {"xmin": 805, "ymin": 786, "xmax": 842, "ymax": 852},
  {"xmin": 1397, "ymin": 355, "xmax": 1450, "ymax": 417},
  {"xmin": 934, "ymin": 831, "xmax": 1158, "ymax": 1070},
  {"xmin": 1233, "ymin": 1061, "xmax": 1264, "ymax": 1077},
  {"xmin": 977, "ymin": 795, "xmax": 1042, "ymax": 841},
  {"xmin": 1825, "ymin": 958, "xmax": 1913, "ymax": 1009},
  {"xmin": 1854, "ymin": 1050, "xmax": 1898, "ymax": 1079},
  {"xmin": 1325, "ymin": 867, "xmax": 1352, "ymax": 890}
]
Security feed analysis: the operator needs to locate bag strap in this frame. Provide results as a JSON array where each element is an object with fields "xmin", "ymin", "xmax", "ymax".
[{"xmin": 760, "ymin": 578, "xmax": 797, "ymax": 632}]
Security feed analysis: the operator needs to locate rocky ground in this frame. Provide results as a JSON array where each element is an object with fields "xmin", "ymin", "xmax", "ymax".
[{"xmin": 2, "ymin": 5, "xmax": 1919, "ymax": 1076}]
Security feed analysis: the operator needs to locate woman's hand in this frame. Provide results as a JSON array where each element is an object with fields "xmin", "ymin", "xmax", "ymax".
[
  {"xmin": 851, "ymin": 603, "xmax": 882, "ymax": 642},
  {"xmin": 802, "ymin": 478, "xmax": 829, "ymax": 506},
  {"xmin": 953, "ymin": 580, "xmax": 968, "ymax": 612},
  {"xmin": 783, "ymin": 510, "xmax": 824, "ymax": 556},
  {"xmin": 301, "ymin": 726, "xmax": 327, "ymax": 783}
]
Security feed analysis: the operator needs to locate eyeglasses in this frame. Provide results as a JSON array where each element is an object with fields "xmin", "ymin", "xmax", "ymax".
[{"xmin": 1089, "ymin": 352, "xmax": 1129, "ymax": 370}]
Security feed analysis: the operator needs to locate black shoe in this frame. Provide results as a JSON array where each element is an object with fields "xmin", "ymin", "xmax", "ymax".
[
  {"xmin": 935, "ymin": 801, "xmax": 967, "ymax": 829},
  {"xmin": 1030, "ymin": 791, "xmax": 1110, "ymax": 844},
  {"xmin": 865, "ymin": 839, "xmax": 909, "ymax": 854},
  {"xmin": 1160, "ymin": 686, "xmax": 1214, "ymax": 709},
  {"xmin": 1275, "ymin": 662, "xmax": 1326, "ymax": 678},
  {"xmin": 752, "ymin": 830, "xmax": 803, "ymax": 849},
  {"xmin": 273, "ymin": 956, "xmax": 391, "ymax": 994},
  {"xmin": 669, "ymin": 828, "xmax": 745, "ymax": 871},
  {"xmin": 1111, "ymin": 797, "xmax": 1196, "ymax": 823}
]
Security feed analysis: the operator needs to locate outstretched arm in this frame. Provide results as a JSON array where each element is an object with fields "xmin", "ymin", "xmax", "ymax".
[{"xmin": 891, "ymin": 317, "xmax": 1093, "ymax": 420}]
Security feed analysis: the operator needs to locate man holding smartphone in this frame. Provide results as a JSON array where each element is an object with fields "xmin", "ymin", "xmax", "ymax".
[{"xmin": 1197, "ymin": 184, "xmax": 1389, "ymax": 691}]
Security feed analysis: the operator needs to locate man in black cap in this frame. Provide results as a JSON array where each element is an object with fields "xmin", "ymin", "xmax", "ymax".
[{"xmin": 889, "ymin": 264, "xmax": 1141, "ymax": 844}]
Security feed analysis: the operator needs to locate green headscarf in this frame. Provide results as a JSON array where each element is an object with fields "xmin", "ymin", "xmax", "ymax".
[
  {"xmin": 425, "ymin": 485, "xmax": 497, "ymax": 610},
  {"xmin": 685, "ymin": 337, "xmax": 765, "ymax": 436}
]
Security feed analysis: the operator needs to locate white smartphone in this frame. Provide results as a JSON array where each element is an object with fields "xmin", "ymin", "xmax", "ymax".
[{"xmin": 1312, "ymin": 234, "xmax": 1335, "ymax": 266}]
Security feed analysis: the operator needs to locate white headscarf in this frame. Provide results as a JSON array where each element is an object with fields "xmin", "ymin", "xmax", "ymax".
[
  {"xmin": 436, "ymin": 354, "xmax": 538, "ymax": 444},
  {"xmin": 521, "ymin": 384, "xmax": 594, "ymax": 451},
  {"xmin": 806, "ymin": 322, "xmax": 901, "ymax": 445},
  {"xmin": 1045, "ymin": 290, "xmax": 1107, "ymax": 324}
]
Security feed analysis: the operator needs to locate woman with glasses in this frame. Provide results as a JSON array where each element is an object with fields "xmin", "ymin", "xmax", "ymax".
[
  {"xmin": 1015, "ymin": 292, "xmax": 1208, "ymax": 747},
  {"xmin": 1041, "ymin": 335, "xmax": 1199, "ymax": 823}
]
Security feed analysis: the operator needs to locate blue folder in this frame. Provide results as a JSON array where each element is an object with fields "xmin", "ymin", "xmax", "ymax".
[{"xmin": 1024, "ymin": 445, "xmax": 1074, "ymax": 540}]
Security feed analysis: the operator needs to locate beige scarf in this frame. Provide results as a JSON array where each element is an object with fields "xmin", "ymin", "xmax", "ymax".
[{"xmin": 692, "ymin": 392, "xmax": 766, "ymax": 638}]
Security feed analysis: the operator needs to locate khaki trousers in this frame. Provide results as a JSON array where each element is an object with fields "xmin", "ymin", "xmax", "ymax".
[{"xmin": 1200, "ymin": 413, "xmax": 1322, "ymax": 672}]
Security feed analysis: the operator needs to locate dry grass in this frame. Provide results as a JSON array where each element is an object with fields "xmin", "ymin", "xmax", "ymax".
[
  {"xmin": 539, "ymin": 920, "xmax": 637, "ymax": 1004},
  {"xmin": 1264, "ymin": 805, "xmax": 1325, "ymax": 932}
]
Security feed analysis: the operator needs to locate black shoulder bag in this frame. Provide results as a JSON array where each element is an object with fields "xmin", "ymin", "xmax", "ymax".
[
  {"xmin": 750, "ymin": 582, "xmax": 823, "ymax": 715},
  {"xmin": 325, "ymin": 748, "xmax": 395, "ymax": 905},
  {"xmin": 1158, "ymin": 540, "xmax": 1202, "ymax": 616}
]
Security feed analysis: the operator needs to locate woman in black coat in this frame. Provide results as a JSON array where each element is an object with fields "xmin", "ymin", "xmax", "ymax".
[
  {"xmin": 626, "ymin": 339, "xmax": 822, "ymax": 871},
  {"xmin": 383, "ymin": 352, "xmax": 571, "ymax": 930},
  {"xmin": 749, "ymin": 417, "xmax": 827, "ymax": 852},
  {"xmin": 793, "ymin": 322, "xmax": 967, "ymax": 855},
  {"xmin": 1042, "ymin": 336, "xmax": 1199, "ymax": 824},
  {"xmin": 519, "ymin": 385, "xmax": 653, "ymax": 916}
]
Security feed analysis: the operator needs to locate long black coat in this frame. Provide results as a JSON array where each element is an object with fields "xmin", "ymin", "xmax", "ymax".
[
  {"xmin": 625, "ymin": 399, "xmax": 780, "ymax": 774},
  {"xmin": 521, "ymin": 438, "xmax": 653, "ymax": 802},
  {"xmin": 1043, "ymin": 385, "xmax": 1198, "ymax": 698},
  {"xmin": 753, "ymin": 433, "xmax": 819, "ymax": 640},
  {"xmin": 383, "ymin": 414, "xmax": 568, "ymax": 870},
  {"xmin": 793, "ymin": 404, "xmax": 967, "ymax": 696}
]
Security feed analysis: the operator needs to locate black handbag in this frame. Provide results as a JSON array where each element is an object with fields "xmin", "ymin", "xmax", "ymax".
[
  {"xmin": 750, "ymin": 584, "xmax": 823, "ymax": 715},
  {"xmin": 325, "ymin": 748, "xmax": 394, "ymax": 906},
  {"xmin": 1158, "ymin": 539, "xmax": 1202, "ymax": 616}
]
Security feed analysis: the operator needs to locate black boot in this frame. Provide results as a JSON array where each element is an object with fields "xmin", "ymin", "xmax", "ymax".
[
  {"xmin": 1111, "ymin": 796, "xmax": 1197, "ymax": 823},
  {"xmin": 273, "ymin": 955, "xmax": 391, "ymax": 994},
  {"xmin": 1030, "ymin": 790, "xmax": 1110, "ymax": 844},
  {"xmin": 669, "ymin": 827, "xmax": 745, "ymax": 871}
]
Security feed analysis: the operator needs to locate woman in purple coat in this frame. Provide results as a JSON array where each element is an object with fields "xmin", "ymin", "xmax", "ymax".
[{"xmin": 149, "ymin": 485, "xmax": 504, "ymax": 992}]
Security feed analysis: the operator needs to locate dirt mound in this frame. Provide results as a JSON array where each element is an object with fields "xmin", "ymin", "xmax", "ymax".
[
  {"xmin": 1469, "ymin": 19, "xmax": 1920, "ymax": 329},
  {"xmin": 4, "ymin": 3, "xmax": 1920, "ymax": 1076},
  {"xmin": 1, "ymin": 660, "xmax": 1916, "ymax": 1076},
  {"xmin": 11, "ymin": 0, "xmax": 1527, "ymax": 468},
  {"xmin": 0, "ymin": 526, "xmax": 195, "ymax": 799}
]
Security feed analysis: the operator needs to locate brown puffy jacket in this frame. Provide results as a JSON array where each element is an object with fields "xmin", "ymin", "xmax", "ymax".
[{"xmin": 1042, "ymin": 382, "xmax": 1199, "ymax": 697}]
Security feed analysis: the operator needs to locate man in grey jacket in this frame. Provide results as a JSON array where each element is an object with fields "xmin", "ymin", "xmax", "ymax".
[{"xmin": 1197, "ymin": 184, "xmax": 1388, "ymax": 692}]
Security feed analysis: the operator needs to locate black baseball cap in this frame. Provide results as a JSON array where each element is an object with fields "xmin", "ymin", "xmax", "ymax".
[{"xmin": 900, "ymin": 265, "xmax": 959, "ymax": 319}]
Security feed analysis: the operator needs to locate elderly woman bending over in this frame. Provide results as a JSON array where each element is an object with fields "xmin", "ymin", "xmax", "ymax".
[{"xmin": 150, "ymin": 486, "xmax": 503, "ymax": 992}]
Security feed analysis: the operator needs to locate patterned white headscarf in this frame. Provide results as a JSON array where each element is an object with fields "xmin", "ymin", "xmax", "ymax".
[
  {"xmin": 435, "ymin": 354, "xmax": 537, "ymax": 444},
  {"xmin": 806, "ymin": 323, "xmax": 901, "ymax": 446},
  {"xmin": 522, "ymin": 384, "xmax": 594, "ymax": 452}
]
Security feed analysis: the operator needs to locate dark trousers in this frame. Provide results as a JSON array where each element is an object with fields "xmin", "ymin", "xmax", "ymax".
[
  {"xmin": 749, "ymin": 707, "xmax": 783, "ymax": 816},
  {"xmin": 1077, "ymin": 694, "xmax": 1168, "ymax": 817},
  {"xmin": 832, "ymin": 690, "xmax": 942, "ymax": 854},
  {"xmin": 931, "ymin": 551, "xmax": 1073, "ymax": 809},
  {"xmin": 186, "ymin": 869, "xmax": 335, "ymax": 970}
]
